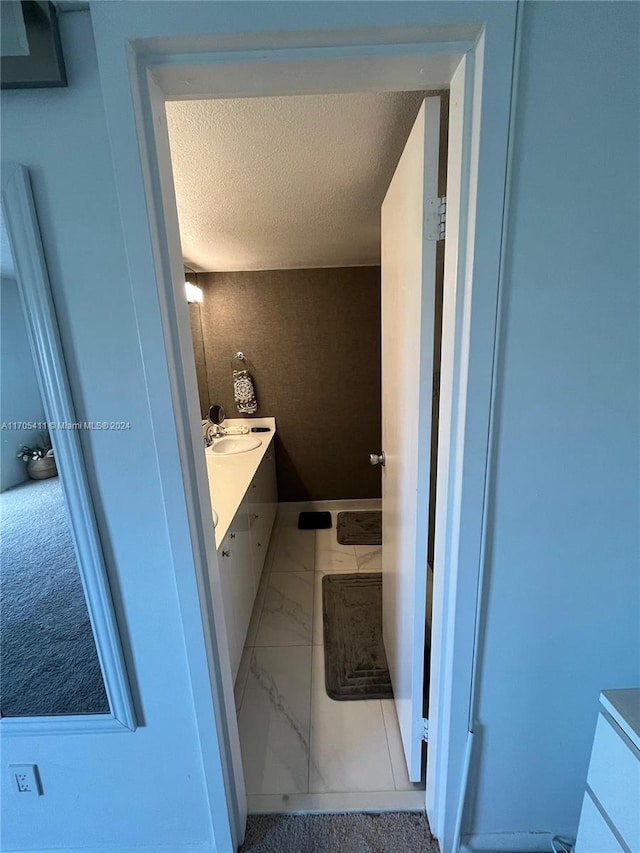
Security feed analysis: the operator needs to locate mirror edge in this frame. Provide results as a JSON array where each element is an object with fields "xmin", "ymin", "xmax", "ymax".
[{"xmin": 0, "ymin": 163, "xmax": 137, "ymax": 735}]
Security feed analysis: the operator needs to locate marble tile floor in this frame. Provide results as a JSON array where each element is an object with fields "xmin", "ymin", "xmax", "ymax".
[{"xmin": 236, "ymin": 505, "xmax": 424, "ymax": 814}]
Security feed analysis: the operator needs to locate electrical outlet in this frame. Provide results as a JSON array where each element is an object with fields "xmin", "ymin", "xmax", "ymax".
[{"xmin": 9, "ymin": 764, "xmax": 42, "ymax": 796}]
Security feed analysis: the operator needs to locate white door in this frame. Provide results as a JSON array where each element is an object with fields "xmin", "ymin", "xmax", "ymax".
[{"xmin": 380, "ymin": 97, "xmax": 441, "ymax": 782}]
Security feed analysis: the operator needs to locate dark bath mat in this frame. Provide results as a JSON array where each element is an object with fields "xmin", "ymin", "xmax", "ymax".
[
  {"xmin": 298, "ymin": 511, "xmax": 332, "ymax": 530},
  {"xmin": 336, "ymin": 510, "xmax": 382, "ymax": 545},
  {"xmin": 322, "ymin": 573, "xmax": 393, "ymax": 700}
]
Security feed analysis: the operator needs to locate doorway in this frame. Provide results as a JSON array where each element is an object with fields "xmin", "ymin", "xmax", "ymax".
[
  {"xmin": 165, "ymin": 89, "xmax": 448, "ymax": 813},
  {"xmin": 98, "ymin": 16, "xmax": 517, "ymax": 846},
  {"xmin": 148, "ymin": 54, "xmax": 466, "ymax": 843}
]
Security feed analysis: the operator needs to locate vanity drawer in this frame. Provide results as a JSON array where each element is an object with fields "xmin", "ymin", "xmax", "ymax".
[
  {"xmin": 575, "ymin": 791, "xmax": 624, "ymax": 853},
  {"xmin": 586, "ymin": 713, "xmax": 640, "ymax": 851}
]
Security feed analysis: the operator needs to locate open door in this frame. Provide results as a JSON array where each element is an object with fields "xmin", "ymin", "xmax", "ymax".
[{"xmin": 379, "ymin": 97, "xmax": 441, "ymax": 782}]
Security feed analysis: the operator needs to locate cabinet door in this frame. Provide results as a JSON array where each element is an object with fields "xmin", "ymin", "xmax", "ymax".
[
  {"xmin": 247, "ymin": 444, "xmax": 278, "ymax": 589},
  {"xmin": 216, "ymin": 532, "xmax": 239, "ymax": 676},
  {"xmin": 218, "ymin": 502, "xmax": 254, "ymax": 681}
]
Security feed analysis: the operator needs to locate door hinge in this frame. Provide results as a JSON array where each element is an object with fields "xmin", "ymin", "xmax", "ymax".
[
  {"xmin": 421, "ymin": 718, "xmax": 429, "ymax": 742},
  {"xmin": 424, "ymin": 196, "xmax": 446, "ymax": 241}
]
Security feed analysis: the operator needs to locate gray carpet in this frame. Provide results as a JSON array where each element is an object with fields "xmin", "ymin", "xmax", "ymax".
[
  {"xmin": 240, "ymin": 812, "xmax": 439, "ymax": 853},
  {"xmin": 0, "ymin": 477, "xmax": 109, "ymax": 716},
  {"xmin": 337, "ymin": 511, "xmax": 382, "ymax": 545},
  {"xmin": 322, "ymin": 573, "xmax": 393, "ymax": 700}
]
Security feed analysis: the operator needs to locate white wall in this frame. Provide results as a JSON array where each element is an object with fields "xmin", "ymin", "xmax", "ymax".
[
  {"xmin": 0, "ymin": 13, "xmax": 218, "ymax": 853},
  {"xmin": 0, "ymin": 276, "xmax": 47, "ymax": 491},
  {"xmin": 1, "ymin": 2, "xmax": 637, "ymax": 852},
  {"xmin": 469, "ymin": 0, "xmax": 640, "ymax": 845}
]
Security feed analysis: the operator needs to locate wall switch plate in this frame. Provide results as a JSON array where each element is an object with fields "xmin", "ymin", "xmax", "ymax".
[{"xmin": 9, "ymin": 764, "xmax": 42, "ymax": 796}]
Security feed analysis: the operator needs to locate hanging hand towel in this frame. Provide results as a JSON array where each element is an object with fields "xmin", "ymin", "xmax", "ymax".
[{"xmin": 233, "ymin": 369, "xmax": 258, "ymax": 414}]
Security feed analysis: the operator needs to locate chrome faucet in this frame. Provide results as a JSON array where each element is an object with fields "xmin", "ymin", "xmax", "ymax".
[{"xmin": 203, "ymin": 422, "xmax": 225, "ymax": 447}]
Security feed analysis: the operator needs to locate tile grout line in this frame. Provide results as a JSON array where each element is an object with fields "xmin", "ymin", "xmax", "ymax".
[
  {"xmin": 255, "ymin": 538, "xmax": 315, "ymax": 646},
  {"xmin": 239, "ymin": 535, "xmax": 274, "ymax": 708},
  {"xmin": 265, "ymin": 521, "xmax": 282, "ymax": 577},
  {"xmin": 236, "ymin": 646, "xmax": 255, "ymax": 714},
  {"xmin": 380, "ymin": 697, "xmax": 401, "ymax": 792},
  {"xmin": 250, "ymin": 564, "xmax": 272, "ymax": 643},
  {"xmin": 246, "ymin": 790, "xmax": 425, "ymax": 814},
  {"xmin": 245, "ymin": 523, "xmax": 287, "ymax": 654},
  {"xmin": 268, "ymin": 570, "xmax": 314, "ymax": 575}
]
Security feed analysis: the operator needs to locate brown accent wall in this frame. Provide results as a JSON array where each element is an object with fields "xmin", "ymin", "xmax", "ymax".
[{"xmin": 194, "ymin": 267, "xmax": 382, "ymax": 502}]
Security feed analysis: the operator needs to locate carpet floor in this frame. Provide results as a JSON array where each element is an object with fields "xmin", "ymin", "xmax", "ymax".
[
  {"xmin": 240, "ymin": 812, "xmax": 439, "ymax": 853},
  {"xmin": 0, "ymin": 477, "xmax": 108, "ymax": 716}
]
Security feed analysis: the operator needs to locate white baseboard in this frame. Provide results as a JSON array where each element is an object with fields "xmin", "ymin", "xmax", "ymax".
[{"xmin": 460, "ymin": 832, "xmax": 554, "ymax": 852}]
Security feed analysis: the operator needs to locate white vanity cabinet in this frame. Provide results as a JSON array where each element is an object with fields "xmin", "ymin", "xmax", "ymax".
[
  {"xmin": 217, "ymin": 500, "xmax": 254, "ymax": 681},
  {"xmin": 575, "ymin": 689, "xmax": 640, "ymax": 853},
  {"xmin": 246, "ymin": 444, "xmax": 277, "ymax": 592},
  {"xmin": 215, "ymin": 439, "xmax": 277, "ymax": 681}
]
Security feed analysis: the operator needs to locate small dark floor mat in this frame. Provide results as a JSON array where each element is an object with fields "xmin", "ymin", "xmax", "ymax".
[
  {"xmin": 337, "ymin": 510, "xmax": 382, "ymax": 545},
  {"xmin": 322, "ymin": 572, "xmax": 393, "ymax": 700},
  {"xmin": 298, "ymin": 511, "xmax": 332, "ymax": 530}
]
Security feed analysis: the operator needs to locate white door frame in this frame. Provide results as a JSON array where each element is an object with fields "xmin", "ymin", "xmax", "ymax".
[{"xmin": 91, "ymin": 8, "xmax": 517, "ymax": 851}]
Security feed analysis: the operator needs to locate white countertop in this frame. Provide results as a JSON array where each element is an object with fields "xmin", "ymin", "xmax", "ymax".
[
  {"xmin": 602, "ymin": 688, "xmax": 640, "ymax": 749},
  {"xmin": 205, "ymin": 417, "xmax": 276, "ymax": 547}
]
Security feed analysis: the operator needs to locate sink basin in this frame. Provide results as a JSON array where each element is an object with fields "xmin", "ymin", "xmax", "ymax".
[{"xmin": 208, "ymin": 436, "xmax": 262, "ymax": 456}]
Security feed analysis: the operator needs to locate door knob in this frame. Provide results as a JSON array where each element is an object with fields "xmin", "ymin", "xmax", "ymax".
[{"xmin": 370, "ymin": 451, "xmax": 385, "ymax": 466}]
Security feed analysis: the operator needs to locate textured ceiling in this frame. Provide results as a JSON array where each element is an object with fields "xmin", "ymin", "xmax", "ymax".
[{"xmin": 166, "ymin": 91, "xmax": 429, "ymax": 272}]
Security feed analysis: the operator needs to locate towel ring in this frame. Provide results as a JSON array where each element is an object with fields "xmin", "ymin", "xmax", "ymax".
[{"xmin": 231, "ymin": 351, "xmax": 248, "ymax": 368}]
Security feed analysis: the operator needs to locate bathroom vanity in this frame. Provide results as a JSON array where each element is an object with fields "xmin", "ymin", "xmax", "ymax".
[{"xmin": 205, "ymin": 417, "xmax": 277, "ymax": 680}]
